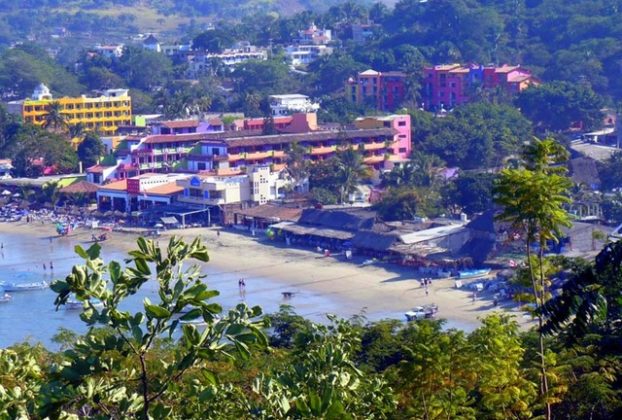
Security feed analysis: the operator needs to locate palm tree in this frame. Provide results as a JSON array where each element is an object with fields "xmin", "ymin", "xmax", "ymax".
[
  {"xmin": 285, "ymin": 142, "xmax": 310, "ymax": 193},
  {"xmin": 68, "ymin": 123, "xmax": 86, "ymax": 140},
  {"xmin": 335, "ymin": 149, "xmax": 370, "ymax": 203},
  {"xmin": 43, "ymin": 101, "xmax": 67, "ymax": 132},
  {"xmin": 494, "ymin": 138, "xmax": 572, "ymax": 420}
]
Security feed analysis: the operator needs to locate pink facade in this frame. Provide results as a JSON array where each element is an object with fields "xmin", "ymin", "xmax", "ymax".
[
  {"xmin": 390, "ymin": 114, "xmax": 412, "ymax": 160},
  {"xmin": 423, "ymin": 64, "xmax": 538, "ymax": 111},
  {"xmin": 346, "ymin": 69, "xmax": 407, "ymax": 111}
]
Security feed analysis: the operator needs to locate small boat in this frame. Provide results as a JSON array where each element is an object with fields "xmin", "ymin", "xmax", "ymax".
[
  {"xmin": 458, "ymin": 268, "xmax": 491, "ymax": 279},
  {"xmin": 0, "ymin": 293, "xmax": 12, "ymax": 303},
  {"xmin": 65, "ymin": 298, "xmax": 104, "ymax": 310},
  {"xmin": 2, "ymin": 281, "xmax": 48, "ymax": 292}
]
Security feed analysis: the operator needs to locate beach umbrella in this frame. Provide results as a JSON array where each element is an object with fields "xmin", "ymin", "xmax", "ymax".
[
  {"xmin": 103, "ymin": 211, "xmax": 113, "ymax": 217},
  {"xmin": 113, "ymin": 210, "xmax": 124, "ymax": 217},
  {"xmin": 154, "ymin": 223, "xmax": 164, "ymax": 228},
  {"xmin": 12, "ymin": 192, "xmax": 21, "ymax": 198},
  {"xmin": 1, "ymin": 190, "xmax": 10, "ymax": 196}
]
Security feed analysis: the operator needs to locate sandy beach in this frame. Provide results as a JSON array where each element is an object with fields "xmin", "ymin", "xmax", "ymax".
[{"xmin": 0, "ymin": 220, "xmax": 534, "ymax": 332}]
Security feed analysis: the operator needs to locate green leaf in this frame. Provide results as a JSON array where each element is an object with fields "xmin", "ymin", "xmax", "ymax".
[
  {"xmin": 145, "ymin": 303, "xmax": 171, "ymax": 319},
  {"xmin": 134, "ymin": 258, "xmax": 151, "ymax": 276},
  {"xmin": 179, "ymin": 308, "xmax": 202, "ymax": 321}
]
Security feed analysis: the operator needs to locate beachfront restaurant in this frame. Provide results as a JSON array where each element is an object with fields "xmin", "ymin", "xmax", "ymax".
[
  {"xmin": 269, "ymin": 207, "xmax": 375, "ymax": 250},
  {"xmin": 231, "ymin": 203, "xmax": 303, "ymax": 230}
]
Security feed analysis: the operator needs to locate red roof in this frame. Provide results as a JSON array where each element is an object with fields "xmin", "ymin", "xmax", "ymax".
[
  {"xmin": 160, "ymin": 120, "xmax": 200, "ymax": 129},
  {"xmin": 144, "ymin": 182, "xmax": 184, "ymax": 196},
  {"xmin": 87, "ymin": 164, "xmax": 112, "ymax": 174},
  {"xmin": 99, "ymin": 179, "xmax": 128, "ymax": 192}
]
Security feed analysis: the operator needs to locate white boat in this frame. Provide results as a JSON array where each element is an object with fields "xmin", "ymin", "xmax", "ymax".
[
  {"xmin": 458, "ymin": 268, "xmax": 491, "ymax": 279},
  {"xmin": 65, "ymin": 298, "xmax": 104, "ymax": 310},
  {"xmin": 2, "ymin": 281, "xmax": 48, "ymax": 292},
  {"xmin": 0, "ymin": 293, "xmax": 12, "ymax": 303}
]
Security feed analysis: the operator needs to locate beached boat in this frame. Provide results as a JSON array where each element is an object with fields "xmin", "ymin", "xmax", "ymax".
[
  {"xmin": 458, "ymin": 268, "xmax": 491, "ymax": 279},
  {"xmin": 1, "ymin": 281, "xmax": 48, "ymax": 292},
  {"xmin": 0, "ymin": 293, "xmax": 12, "ymax": 303}
]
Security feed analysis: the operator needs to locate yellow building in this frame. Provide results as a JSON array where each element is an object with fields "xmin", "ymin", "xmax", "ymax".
[{"xmin": 14, "ymin": 84, "xmax": 131, "ymax": 135}]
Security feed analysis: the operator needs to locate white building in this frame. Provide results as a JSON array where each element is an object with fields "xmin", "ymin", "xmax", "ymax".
[
  {"xmin": 160, "ymin": 43, "xmax": 192, "ymax": 57},
  {"xmin": 187, "ymin": 42, "xmax": 268, "ymax": 76},
  {"xmin": 94, "ymin": 44, "xmax": 125, "ymax": 59},
  {"xmin": 142, "ymin": 34, "xmax": 161, "ymax": 53},
  {"xmin": 269, "ymin": 94, "xmax": 320, "ymax": 116},
  {"xmin": 298, "ymin": 23, "xmax": 332, "ymax": 45},
  {"xmin": 285, "ymin": 44, "xmax": 333, "ymax": 67}
]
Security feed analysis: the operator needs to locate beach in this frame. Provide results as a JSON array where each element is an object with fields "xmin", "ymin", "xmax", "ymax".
[{"xmin": 0, "ymin": 220, "xmax": 533, "ymax": 347}]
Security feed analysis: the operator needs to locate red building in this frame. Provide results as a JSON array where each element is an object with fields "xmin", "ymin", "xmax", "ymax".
[
  {"xmin": 345, "ymin": 69, "xmax": 407, "ymax": 111},
  {"xmin": 423, "ymin": 64, "xmax": 538, "ymax": 111}
]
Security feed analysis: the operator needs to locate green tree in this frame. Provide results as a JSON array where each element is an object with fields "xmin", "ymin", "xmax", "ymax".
[
  {"xmin": 192, "ymin": 29, "xmax": 235, "ymax": 52},
  {"xmin": 516, "ymin": 82, "xmax": 605, "ymax": 132},
  {"xmin": 494, "ymin": 138, "xmax": 573, "ymax": 419},
  {"xmin": 12, "ymin": 126, "xmax": 78, "ymax": 177},
  {"xmin": 77, "ymin": 132, "xmax": 105, "ymax": 168},
  {"xmin": 45, "ymin": 237, "xmax": 267, "ymax": 418},
  {"xmin": 335, "ymin": 148, "xmax": 371, "ymax": 203},
  {"xmin": 285, "ymin": 142, "xmax": 310, "ymax": 193},
  {"xmin": 373, "ymin": 187, "xmax": 420, "ymax": 221},
  {"xmin": 252, "ymin": 316, "xmax": 396, "ymax": 418}
]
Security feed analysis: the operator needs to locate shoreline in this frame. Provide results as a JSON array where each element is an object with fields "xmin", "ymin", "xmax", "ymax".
[{"xmin": 0, "ymin": 221, "xmax": 535, "ymax": 330}]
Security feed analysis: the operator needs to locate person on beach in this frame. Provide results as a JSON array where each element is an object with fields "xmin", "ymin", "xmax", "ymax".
[
  {"xmin": 425, "ymin": 287, "xmax": 429, "ymax": 296},
  {"xmin": 43, "ymin": 263, "xmax": 46, "ymax": 271},
  {"xmin": 50, "ymin": 261, "xmax": 54, "ymax": 271},
  {"xmin": 216, "ymin": 230, "xmax": 220, "ymax": 237}
]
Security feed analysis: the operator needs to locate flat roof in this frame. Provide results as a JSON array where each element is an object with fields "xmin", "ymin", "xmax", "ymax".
[
  {"xmin": 398, "ymin": 223, "xmax": 467, "ymax": 244},
  {"xmin": 200, "ymin": 127, "xmax": 395, "ymax": 148}
]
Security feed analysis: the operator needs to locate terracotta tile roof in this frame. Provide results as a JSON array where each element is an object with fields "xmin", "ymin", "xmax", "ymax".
[
  {"xmin": 160, "ymin": 120, "xmax": 199, "ymax": 129},
  {"xmin": 87, "ymin": 164, "xmax": 113, "ymax": 173},
  {"xmin": 144, "ymin": 182, "xmax": 184, "ymax": 196},
  {"xmin": 208, "ymin": 117, "xmax": 223, "ymax": 125},
  {"xmin": 98, "ymin": 179, "xmax": 128, "ymax": 192}
]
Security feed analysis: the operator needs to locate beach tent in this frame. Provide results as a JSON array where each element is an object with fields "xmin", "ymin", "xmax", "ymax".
[{"xmin": 1, "ymin": 190, "xmax": 10, "ymax": 196}]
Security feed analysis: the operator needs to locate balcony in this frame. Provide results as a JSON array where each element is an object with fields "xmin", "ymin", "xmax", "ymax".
[
  {"xmin": 245, "ymin": 150, "xmax": 272, "ymax": 160},
  {"xmin": 310, "ymin": 145, "xmax": 336, "ymax": 155},
  {"xmin": 228, "ymin": 153, "xmax": 244, "ymax": 162},
  {"xmin": 363, "ymin": 142, "xmax": 386, "ymax": 151},
  {"xmin": 272, "ymin": 150, "xmax": 286, "ymax": 158},
  {"xmin": 363, "ymin": 155, "xmax": 385, "ymax": 165}
]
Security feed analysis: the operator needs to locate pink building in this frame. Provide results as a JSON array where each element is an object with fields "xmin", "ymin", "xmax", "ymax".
[
  {"xmin": 423, "ymin": 64, "xmax": 538, "ymax": 111},
  {"xmin": 345, "ymin": 69, "xmax": 407, "ymax": 111}
]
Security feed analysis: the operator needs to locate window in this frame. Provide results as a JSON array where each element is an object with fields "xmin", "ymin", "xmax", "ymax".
[
  {"xmin": 398, "ymin": 121, "xmax": 406, "ymax": 127},
  {"xmin": 399, "ymin": 147, "xmax": 407, "ymax": 153}
]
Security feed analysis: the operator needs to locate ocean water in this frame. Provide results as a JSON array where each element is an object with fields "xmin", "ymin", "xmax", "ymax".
[{"xmin": 0, "ymin": 230, "xmax": 348, "ymax": 349}]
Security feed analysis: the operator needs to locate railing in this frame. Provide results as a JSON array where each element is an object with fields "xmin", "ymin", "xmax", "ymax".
[
  {"xmin": 245, "ymin": 151, "xmax": 271, "ymax": 160},
  {"xmin": 310, "ymin": 145, "xmax": 336, "ymax": 155},
  {"xmin": 363, "ymin": 142, "xmax": 386, "ymax": 151}
]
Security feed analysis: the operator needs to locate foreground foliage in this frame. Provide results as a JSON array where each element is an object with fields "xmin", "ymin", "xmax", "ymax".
[{"xmin": 2, "ymin": 237, "xmax": 622, "ymax": 419}]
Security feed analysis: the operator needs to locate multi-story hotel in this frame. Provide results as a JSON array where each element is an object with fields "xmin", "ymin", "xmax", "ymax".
[
  {"xmin": 422, "ymin": 64, "xmax": 538, "ymax": 111},
  {"xmin": 88, "ymin": 113, "xmax": 411, "ymax": 184},
  {"xmin": 187, "ymin": 113, "xmax": 411, "ymax": 172},
  {"xmin": 345, "ymin": 69, "xmax": 407, "ymax": 111},
  {"xmin": 9, "ymin": 84, "xmax": 131, "ymax": 134}
]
